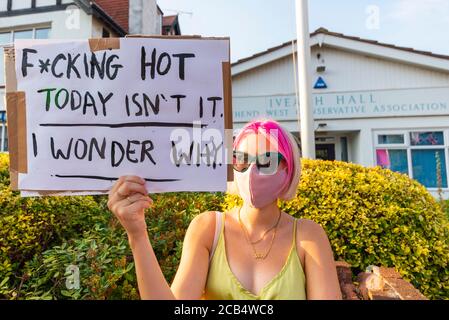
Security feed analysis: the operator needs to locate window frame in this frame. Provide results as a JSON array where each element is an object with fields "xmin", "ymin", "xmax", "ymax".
[
  {"xmin": 0, "ymin": 122, "xmax": 7, "ymax": 152},
  {"xmin": 377, "ymin": 133, "xmax": 406, "ymax": 146},
  {"xmin": 374, "ymin": 129, "xmax": 449, "ymax": 190}
]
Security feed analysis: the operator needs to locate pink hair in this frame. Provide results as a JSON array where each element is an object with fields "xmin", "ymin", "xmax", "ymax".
[{"xmin": 233, "ymin": 120, "xmax": 294, "ymax": 191}]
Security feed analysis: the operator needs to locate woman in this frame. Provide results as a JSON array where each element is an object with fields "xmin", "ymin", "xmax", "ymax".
[{"xmin": 107, "ymin": 120, "xmax": 342, "ymax": 300}]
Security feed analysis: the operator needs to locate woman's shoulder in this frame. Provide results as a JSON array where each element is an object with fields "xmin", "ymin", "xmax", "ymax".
[
  {"xmin": 296, "ymin": 218, "xmax": 330, "ymax": 249},
  {"xmin": 186, "ymin": 211, "xmax": 222, "ymax": 252},
  {"xmin": 297, "ymin": 218, "xmax": 325, "ymax": 232}
]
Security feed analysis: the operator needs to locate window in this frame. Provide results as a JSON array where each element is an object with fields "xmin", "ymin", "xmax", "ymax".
[
  {"xmin": 375, "ymin": 131, "xmax": 449, "ymax": 189},
  {"xmin": 378, "ymin": 134, "xmax": 405, "ymax": 145},
  {"xmin": 376, "ymin": 149, "xmax": 409, "ymax": 174},
  {"xmin": 102, "ymin": 28, "xmax": 110, "ymax": 38},
  {"xmin": 0, "ymin": 122, "xmax": 7, "ymax": 153},
  {"xmin": 340, "ymin": 137, "xmax": 348, "ymax": 162},
  {"xmin": 0, "ymin": 50, "xmax": 4, "ymax": 85},
  {"xmin": 13, "ymin": 29, "xmax": 33, "ymax": 40},
  {"xmin": 412, "ymin": 149, "xmax": 447, "ymax": 188},
  {"xmin": 35, "ymin": 28, "xmax": 51, "ymax": 39},
  {"xmin": 410, "ymin": 132, "xmax": 444, "ymax": 146},
  {"xmin": 0, "ymin": 31, "xmax": 12, "ymax": 85}
]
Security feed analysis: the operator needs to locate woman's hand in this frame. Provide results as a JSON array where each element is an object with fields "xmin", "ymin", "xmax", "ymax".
[{"xmin": 107, "ymin": 176, "xmax": 153, "ymax": 239}]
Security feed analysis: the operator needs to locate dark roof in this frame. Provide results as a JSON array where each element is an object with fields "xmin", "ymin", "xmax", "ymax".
[
  {"xmin": 93, "ymin": 0, "xmax": 129, "ymax": 33},
  {"xmin": 162, "ymin": 15, "xmax": 181, "ymax": 35},
  {"xmin": 163, "ymin": 15, "xmax": 178, "ymax": 27},
  {"xmin": 232, "ymin": 27, "xmax": 449, "ymax": 67}
]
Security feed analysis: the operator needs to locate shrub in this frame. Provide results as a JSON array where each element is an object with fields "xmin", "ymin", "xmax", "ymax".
[
  {"xmin": 2, "ymin": 151, "xmax": 449, "ymax": 300},
  {"xmin": 223, "ymin": 159, "xmax": 449, "ymax": 299},
  {"xmin": 440, "ymin": 200, "xmax": 449, "ymax": 220},
  {"xmin": 0, "ymin": 154, "xmax": 113, "ymax": 299},
  {"xmin": 6, "ymin": 226, "xmax": 138, "ymax": 300},
  {"xmin": 0, "ymin": 153, "xmax": 224, "ymax": 299}
]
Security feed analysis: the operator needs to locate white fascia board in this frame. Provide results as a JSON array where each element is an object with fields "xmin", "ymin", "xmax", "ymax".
[
  {"xmin": 313, "ymin": 35, "xmax": 449, "ymax": 73},
  {"xmin": 232, "ymin": 43, "xmax": 296, "ymax": 76},
  {"xmin": 232, "ymin": 33, "xmax": 449, "ymax": 76}
]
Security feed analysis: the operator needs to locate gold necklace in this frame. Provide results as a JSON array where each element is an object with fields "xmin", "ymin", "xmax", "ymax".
[
  {"xmin": 238, "ymin": 207, "xmax": 282, "ymax": 260},
  {"xmin": 239, "ymin": 207, "xmax": 282, "ymax": 245}
]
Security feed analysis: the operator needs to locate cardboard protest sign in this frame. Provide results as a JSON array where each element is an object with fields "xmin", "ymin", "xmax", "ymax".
[{"xmin": 5, "ymin": 37, "xmax": 233, "ymax": 196}]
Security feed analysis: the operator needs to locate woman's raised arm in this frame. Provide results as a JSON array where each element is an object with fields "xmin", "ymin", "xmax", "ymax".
[
  {"xmin": 301, "ymin": 219, "xmax": 342, "ymax": 300},
  {"xmin": 108, "ymin": 176, "xmax": 213, "ymax": 300}
]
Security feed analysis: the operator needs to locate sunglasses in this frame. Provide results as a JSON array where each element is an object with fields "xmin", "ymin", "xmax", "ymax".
[{"xmin": 232, "ymin": 150, "xmax": 286, "ymax": 173}]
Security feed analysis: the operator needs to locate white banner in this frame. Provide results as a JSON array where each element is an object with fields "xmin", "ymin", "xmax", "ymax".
[{"xmin": 14, "ymin": 38, "xmax": 230, "ymax": 194}]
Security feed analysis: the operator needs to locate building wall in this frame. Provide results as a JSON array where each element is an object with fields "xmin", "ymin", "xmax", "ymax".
[
  {"xmin": 0, "ymin": 4, "xmax": 94, "ymax": 39},
  {"xmin": 129, "ymin": 0, "xmax": 160, "ymax": 35},
  {"xmin": 142, "ymin": 0, "xmax": 159, "ymax": 35},
  {"xmin": 233, "ymin": 55, "xmax": 296, "ymax": 97},
  {"xmin": 91, "ymin": 17, "xmax": 121, "ymax": 38},
  {"xmin": 233, "ymin": 46, "xmax": 449, "ymax": 98},
  {"xmin": 0, "ymin": 0, "xmax": 73, "ymax": 11},
  {"xmin": 232, "ymin": 44, "xmax": 449, "ymax": 199},
  {"xmin": 313, "ymin": 47, "xmax": 449, "ymax": 92}
]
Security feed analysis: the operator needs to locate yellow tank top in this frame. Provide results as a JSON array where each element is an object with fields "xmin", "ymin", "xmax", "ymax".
[{"xmin": 203, "ymin": 212, "xmax": 307, "ymax": 300}]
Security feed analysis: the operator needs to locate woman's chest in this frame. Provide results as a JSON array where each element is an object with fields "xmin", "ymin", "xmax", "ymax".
[{"xmin": 223, "ymin": 225, "xmax": 300, "ymax": 296}]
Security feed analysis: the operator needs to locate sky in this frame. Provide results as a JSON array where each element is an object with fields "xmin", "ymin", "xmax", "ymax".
[{"xmin": 157, "ymin": 0, "xmax": 449, "ymax": 63}]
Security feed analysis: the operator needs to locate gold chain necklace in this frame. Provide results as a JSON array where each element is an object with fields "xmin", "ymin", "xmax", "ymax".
[
  {"xmin": 239, "ymin": 207, "xmax": 282, "ymax": 245},
  {"xmin": 238, "ymin": 207, "xmax": 282, "ymax": 260}
]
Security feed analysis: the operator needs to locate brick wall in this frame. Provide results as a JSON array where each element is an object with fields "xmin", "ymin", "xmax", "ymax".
[{"xmin": 335, "ymin": 261, "xmax": 428, "ymax": 300}]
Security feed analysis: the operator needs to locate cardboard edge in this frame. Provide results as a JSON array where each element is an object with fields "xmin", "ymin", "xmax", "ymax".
[
  {"xmin": 5, "ymin": 45, "xmax": 27, "ymax": 190},
  {"xmin": 4, "ymin": 46, "xmax": 17, "ymax": 92},
  {"xmin": 5, "ymin": 93, "xmax": 18, "ymax": 173},
  {"xmin": 6, "ymin": 92, "xmax": 27, "ymax": 169},
  {"xmin": 222, "ymin": 59, "xmax": 233, "ymax": 183},
  {"xmin": 88, "ymin": 38, "xmax": 120, "ymax": 52},
  {"xmin": 125, "ymin": 35, "xmax": 230, "ymax": 41},
  {"xmin": 16, "ymin": 92, "xmax": 27, "ymax": 174},
  {"xmin": 5, "ymin": 93, "xmax": 19, "ymax": 190}
]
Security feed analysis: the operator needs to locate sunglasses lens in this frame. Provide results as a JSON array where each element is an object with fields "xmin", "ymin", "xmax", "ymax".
[
  {"xmin": 257, "ymin": 152, "xmax": 285, "ymax": 175},
  {"xmin": 233, "ymin": 152, "xmax": 250, "ymax": 172},
  {"xmin": 232, "ymin": 151, "xmax": 286, "ymax": 173}
]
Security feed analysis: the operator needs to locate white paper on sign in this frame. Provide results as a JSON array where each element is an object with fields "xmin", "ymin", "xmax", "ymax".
[{"xmin": 14, "ymin": 38, "xmax": 230, "ymax": 194}]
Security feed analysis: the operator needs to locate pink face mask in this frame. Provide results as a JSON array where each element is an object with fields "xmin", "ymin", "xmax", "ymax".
[{"xmin": 234, "ymin": 164, "xmax": 288, "ymax": 209}]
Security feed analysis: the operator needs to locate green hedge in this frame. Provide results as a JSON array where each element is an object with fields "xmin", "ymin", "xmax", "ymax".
[
  {"xmin": 223, "ymin": 159, "xmax": 449, "ymax": 299},
  {"xmin": 0, "ymin": 153, "xmax": 224, "ymax": 299},
  {"xmin": 441, "ymin": 200, "xmax": 449, "ymax": 220},
  {"xmin": 1, "ymin": 153, "xmax": 449, "ymax": 299}
]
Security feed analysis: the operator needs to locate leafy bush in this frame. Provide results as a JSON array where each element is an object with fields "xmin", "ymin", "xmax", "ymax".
[
  {"xmin": 440, "ymin": 200, "xmax": 449, "ymax": 220},
  {"xmin": 5, "ymin": 226, "xmax": 138, "ymax": 300},
  {"xmin": 223, "ymin": 159, "xmax": 449, "ymax": 299},
  {"xmin": 0, "ymin": 152, "xmax": 224, "ymax": 299},
  {"xmin": 0, "ymin": 154, "xmax": 112, "ymax": 299},
  {"xmin": 2, "ymin": 151, "xmax": 449, "ymax": 299}
]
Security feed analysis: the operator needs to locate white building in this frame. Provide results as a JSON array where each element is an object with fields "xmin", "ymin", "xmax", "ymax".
[
  {"xmin": 232, "ymin": 28, "xmax": 449, "ymax": 199},
  {"xmin": 1, "ymin": 0, "xmax": 178, "ymax": 153}
]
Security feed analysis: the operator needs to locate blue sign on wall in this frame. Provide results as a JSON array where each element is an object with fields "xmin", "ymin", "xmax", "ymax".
[
  {"xmin": 0, "ymin": 111, "xmax": 6, "ymax": 123},
  {"xmin": 314, "ymin": 77, "xmax": 327, "ymax": 89}
]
